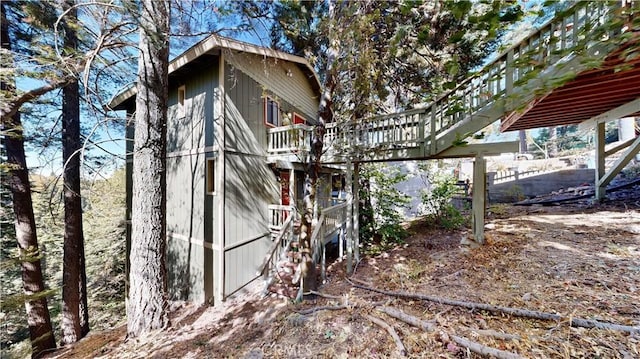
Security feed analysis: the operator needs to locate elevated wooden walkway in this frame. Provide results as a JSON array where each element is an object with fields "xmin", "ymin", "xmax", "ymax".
[
  {"xmin": 268, "ymin": 2, "xmax": 638, "ymax": 164},
  {"xmin": 266, "ymin": 2, "xmax": 639, "ymax": 258}
]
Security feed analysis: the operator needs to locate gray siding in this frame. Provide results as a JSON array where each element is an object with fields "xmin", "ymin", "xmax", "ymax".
[
  {"xmin": 223, "ymin": 62, "xmax": 280, "ymax": 295},
  {"xmin": 224, "ymin": 236, "xmax": 272, "ymax": 295},
  {"xmin": 165, "ymin": 58, "xmax": 219, "ymax": 302},
  {"xmin": 226, "ymin": 52, "xmax": 319, "ymax": 121},
  {"xmin": 224, "ymin": 68, "xmax": 266, "ymax": 154}
]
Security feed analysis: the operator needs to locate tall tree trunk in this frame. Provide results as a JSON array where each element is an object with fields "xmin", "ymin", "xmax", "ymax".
[
  {"xmin": 518, "ymin": 130, "xmax": 527, "ymax": 153},
  {"xmin": 60, "ymin": 0, "xmax": 88, "ymax": 344},
  {"xmin": 299, "ymin": 0, "xmax": 338, "ymax": 297},
  {"xmin": 126, "ymin": 0, "xmax": 170, "ymax": 337},
  {"xmin": 1, "ymin": 5, "xmax": 57, "ymax": 356},
  {"xmin": 548, "ymin": 127, "xmax": 558, "ymax": 158}
]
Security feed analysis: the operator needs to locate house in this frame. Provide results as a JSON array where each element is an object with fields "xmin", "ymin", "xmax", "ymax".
[{"xmin": 109, "ymin": 34, "xmax": 344, "ymax": 305}]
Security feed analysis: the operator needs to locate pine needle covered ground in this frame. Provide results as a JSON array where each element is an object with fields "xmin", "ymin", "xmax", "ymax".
[{"xmin": 46, "ymin": 198, "xmax": 640, "ymax": 358}]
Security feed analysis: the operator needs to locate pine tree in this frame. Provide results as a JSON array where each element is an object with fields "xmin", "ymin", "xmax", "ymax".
[
  {"xmin": 60, "ymin": 0, "xmax": 90, "ymax": 344},
  {"xmin": 1, "ymin": 4, "xmax": 57, "ymax": 357},
  {"xmin": 252, "ymin": 0, "xmax": 524, "ymax": 292},
  {"xmin": 126, "ymin": 0, "xmax": 171, "ymax": 336}
]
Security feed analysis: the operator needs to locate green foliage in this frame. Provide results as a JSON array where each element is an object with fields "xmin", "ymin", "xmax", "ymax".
[
  {"xmin": 0, "ymin": 169, "xmax": 126, "ymax": 355},
  {"xmin": 534, "ymin": 125, "xmax": 590, "ymax": 157},
  {"xmin": 359, "ymin": 164, "xmax": 410, "ymax": 249},
  {"xmin": 505, "ymin": 185, "xmax": 526, "ymax": 202},
  {"xmin": 420, "ymin": 162, "xmax": 467, "ymax": 230}
]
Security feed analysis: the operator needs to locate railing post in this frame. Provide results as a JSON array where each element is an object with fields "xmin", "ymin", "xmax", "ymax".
[
  {"xmin": 430, "ymin": 104, "xmax": 437, "ymax": 155},
  {"xmin": 505, "ymin": 50, "xmax": 514, "ymax": 104}
]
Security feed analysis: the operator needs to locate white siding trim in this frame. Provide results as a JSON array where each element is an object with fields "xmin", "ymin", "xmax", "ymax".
[
  {"xmin": 166, "ymin": 146, "xmax": 218, "ymax": 158},
  {"xmin": 167, "ymin": 231, "xmax": 220, "ymax": 251}
]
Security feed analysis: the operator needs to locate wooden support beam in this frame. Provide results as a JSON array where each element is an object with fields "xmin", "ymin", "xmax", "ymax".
[
  {"xmin": 353, "ymin": 162, "xmax": 360, "ymax": 263},
  {"xmin": 472, "ymin": 154, "xmax": 486, "ymax": 244},
  {"xmin": 434, "ymin": 141, "xmax": 519, "ymax": 159},
  {"xmin": 597, "ymin": 134, "xmax": 640, "ymax": 191},
  {"xmin": 604, "ymin": 137, "xmax": 636, "ymax": 157},
  {"xmin": 578, "ymin": 97, "xmax": 640, "ymax": 131},
  {"xmin": 595, "ymin": 122, "xmax": 607, "ymax": 201},
  {"xmin": 214, "ymin": 54, "xmax": 226, "ymax": 305}
]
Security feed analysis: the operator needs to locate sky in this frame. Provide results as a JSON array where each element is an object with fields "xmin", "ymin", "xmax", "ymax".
[{"xmin": 19, "ymin": 0, "xmax": 561, "ymax": 177}]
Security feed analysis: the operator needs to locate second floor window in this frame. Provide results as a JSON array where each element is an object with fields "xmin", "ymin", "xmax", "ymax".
[{"xmin": 264, "ymin": 97, "xmax": 279, "ymax": 127}]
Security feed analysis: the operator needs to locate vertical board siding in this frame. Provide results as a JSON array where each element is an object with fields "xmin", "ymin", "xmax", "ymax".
[
  {"xmin": 164, "ymin": 60, "xmax": 218, "ymax": 302},
  {"xmin": 224, "ymin": 235, "xmax": 272, "ymax": 295},
  {"xmin": 223, "ymin": 61, "xmax": 280, "ymax": 296},
  {"xmin": 224, "ymin": 66, "xmax": 265, "ymax": 154},
  {"xmin": 226, "ymin": 52, "xmax": 319, "ymax": 121},
  {"xmin": 224, "ymin": 153, "xmax": 278, "ymax": 247}
]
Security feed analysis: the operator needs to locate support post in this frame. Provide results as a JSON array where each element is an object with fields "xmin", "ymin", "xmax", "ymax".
[
  {"xmin": 346, "ymin": 159, "xmax": 353, "ymax": 274},
  {"xmin": 353, "ymin": 162, "xmax": 360, "ymax": 263},
  {"xmin": 289, "ymin": 169, "xmax": 295, "ymax": 207},
  {"xmin": 213, "ymin": 53, "xmax": 226, "ymax": 305},
  {"xmin": 472, "ymin": 154, "xmax": 486, "ymax": 244},
  {"xmin": 595, "ymin": 122, "xmax": 606, "ymax": 201}
]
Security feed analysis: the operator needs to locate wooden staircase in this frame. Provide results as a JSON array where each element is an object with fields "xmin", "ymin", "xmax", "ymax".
[
  {"xmin": 261, "ymin": 200, "xmax": 350, "ymax": 299},
  {"xmin": 266, "ymin": 2, "xmax": 636, "ymax": 165}
]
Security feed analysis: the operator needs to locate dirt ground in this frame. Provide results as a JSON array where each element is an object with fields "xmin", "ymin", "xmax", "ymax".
[{"xmin": 46, "ymin": 198, "xmax": 640, "ymax": 359}]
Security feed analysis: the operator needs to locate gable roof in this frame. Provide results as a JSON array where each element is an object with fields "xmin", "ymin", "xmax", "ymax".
[{"xmin": 108, "ymin": 33, "xmax": 320, "ymax": 110}]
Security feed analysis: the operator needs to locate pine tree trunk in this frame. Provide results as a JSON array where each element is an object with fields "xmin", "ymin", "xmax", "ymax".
[
  {"xmin": 126, "ymin": 0, "xmax": 170, "ymax": 337},
  {"xmin": 1, "ymin": 5, "xmax": 57, "ymax": 357},
  {"xmin": 60, "ymin": 0, "xmax": 87, "ymax": 343},
  {"xmin": 518, "ymin": 130, "xmax": 527, "ymax": 153},
  {"xmin": 61, "ymin": 79, "xmax": 82, "ymax": 344},
  {"xmin": 548, "ymin": 127, "xmax": 558, "ymax": 157},
  {"xmin": 299, "ymin": 1, "xmax": 338, "ymax": 296}
]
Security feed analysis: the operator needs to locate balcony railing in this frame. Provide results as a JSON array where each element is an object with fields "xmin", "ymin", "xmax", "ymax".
[
  {"xmin": 265, "ymin": 2, "xmax": 627, "ymax": 162},
  {"xmin": 267, "ymin": 124, "xmax": 312, "ymax": 155}
]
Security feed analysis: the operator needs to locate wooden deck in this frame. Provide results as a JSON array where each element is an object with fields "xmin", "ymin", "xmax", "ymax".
[{"xmin": 267, "ymin": 2, "xmax": 639, "ymax": 164}]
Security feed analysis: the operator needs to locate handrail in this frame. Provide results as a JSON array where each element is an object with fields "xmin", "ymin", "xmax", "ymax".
[
  {"xmin": 257, "ymin": 212, "xmax": 295, "ymax": 276},
  {"xmin": 267, "ymin": 2, "xmax": 630, "ymax": 162},
  {"xmin": 322, "ymin": 2, "xmax": 622, "ymax": 157},
  {"xmin": 268, "ymin": 204, "xmax": 293, "ymax": 232},
  {"xmin": 309, "ymin": 201, "xmax": 349, "ymax": 264}
]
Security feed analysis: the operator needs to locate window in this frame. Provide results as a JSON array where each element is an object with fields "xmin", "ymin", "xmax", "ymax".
[
  {"xmin": 178, "ymin": 85, "xmax": 186, "ymax": 117},
  {"xmin": 206, "ymin": 158, "xmax": 215, "ymax": 194},
  {"xmin": 264, "ymin": 97, "xmax": 279, "ymax": 127}
]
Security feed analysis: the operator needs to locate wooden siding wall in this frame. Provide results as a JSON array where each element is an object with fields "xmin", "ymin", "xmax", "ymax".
[
  {"xmin": 223, "ymin": 63, "xmax": 280, "ymax": 296},
  {"xmin": 225, "ymin": 51, "xmax": 319, "ymax": 122},
  {"xmin": 165, "ymin": 59, "xmax": 219, "ymax": 303}
]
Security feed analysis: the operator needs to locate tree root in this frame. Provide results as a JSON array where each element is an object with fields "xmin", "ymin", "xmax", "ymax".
[
  {"xmin": 350, "ymin": 281, "xmax": 640, "ymax": 334},
  {"xmin": 365, "ymin": 314, "xmax": 406, "ymax": 357}
]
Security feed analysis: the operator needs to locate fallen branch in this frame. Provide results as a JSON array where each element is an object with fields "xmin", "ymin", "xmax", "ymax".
[
  {"xmin": 450, "ymin": 334, "xmax": 523, "ymax": 359},
  {"xmin": 462, "ymin": 327, "xmax": 521, "ymax": 341},
  {"xmin": 365, "ymin": 314, "xmax": 406, "ymax": 357},
  {"xmin": 350, "ymin": 281, "xmax": 640, "ymax": 334},
  {"xmin": 378, "ymin": 306, "xmax": 522, "ymax": 359},
  {"xmin": 377, "ymin": 306, "xmax": 436, "ymax": 331},
  {"xmin": 296, "ymin": 305, "xmax": 347, "ymax": 315}
]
